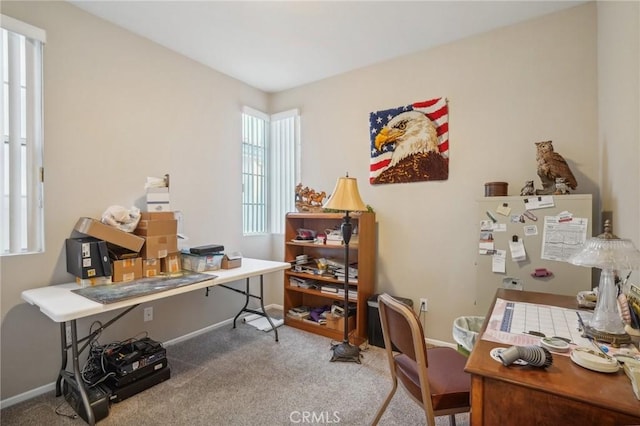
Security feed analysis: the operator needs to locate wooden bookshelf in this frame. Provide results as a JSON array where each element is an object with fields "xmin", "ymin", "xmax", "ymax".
[{"xmin": 283, "ymin": 212, "xmax": 376, "ymax": 344}]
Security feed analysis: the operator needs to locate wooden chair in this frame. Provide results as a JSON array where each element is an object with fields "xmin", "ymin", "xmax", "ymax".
[{"xmin": 372, "ymin": 293, "xmax": 470, "ymax": 426}]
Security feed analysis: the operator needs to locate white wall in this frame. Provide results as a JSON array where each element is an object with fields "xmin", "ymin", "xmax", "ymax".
[
  {"xmin": 597, "ymin": 1, "xmax": 640, "ymax": 244},
  {"xmin": 271, "ymin": 3, "xmax": 600, "ymax": 336},
  {"xmin": 0, "ymin": 1, "xmax": 273, "ymax": 400}
]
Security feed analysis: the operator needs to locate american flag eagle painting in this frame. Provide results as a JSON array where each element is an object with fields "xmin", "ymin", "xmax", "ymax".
[{"xmin": 369, "ymin": 97, "xmax": 449, "ymax": 185}]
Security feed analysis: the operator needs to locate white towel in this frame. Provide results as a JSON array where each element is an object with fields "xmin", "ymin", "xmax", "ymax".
[{"xmin": 244, "ymin": 315, "xmax": 284, "ymax": 332}]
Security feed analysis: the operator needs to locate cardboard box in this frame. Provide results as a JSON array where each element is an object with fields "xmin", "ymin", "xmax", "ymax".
[
  {"xmin": 161, "ymin": 252, "xmax": 182, "ymax": 274},
  {"xmin": 134, "ymin": 219, "xmax": 178, "ymax": 236},
  {"xmin": 75, "ymin": 276, "xmax": 112, "ymax": 287},
  {"xmin": 146, "ymin": 187, "xmax": 170, "ymax": 212},
  {"xmin": 106, "ymin": 244, "xmax": 139, "ymax": 260},
  {"xmin": 139, "ymin": 212, "xmax": 175, "ymax": 221},
  {"xmin": 221, "ymin": 253, "xmax": 242, "ymax": 269},
  {"xmin": 66, "ymin": 237, "xmax": 112, "ymax": 279},
  {"xmin": 141, "ymin": 258, "xmax": 161, "ymax": 278},
  {"xmin": 74, "ymin": 217, "xmax": 145, "ymax": 253},
  {"xmin": 324, "ymin": 313, "xmax": 356, "ymax": 332},
  {"xmin": 141, "ymin": 234, "xmax": 178, "ymax": 259},
  {"xmin": 112, "ymin": 258, "xmax": 142, "ymax": 283},
  {"xmin": 181, "ymin": 252, "xmax": 222, "ymax": 272}
]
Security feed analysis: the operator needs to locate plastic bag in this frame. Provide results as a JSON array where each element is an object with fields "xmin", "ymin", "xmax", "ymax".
[
  {"xmin": 101, "ymin": 206, "xmax": 141, "ymax": 233},
  {"xmin": 145, "ymin": 175, "xmax": 169, "ymax": 189},
  {"xmin": 453, "ymin": 316, "xmax": 485, "ymax": 353}
]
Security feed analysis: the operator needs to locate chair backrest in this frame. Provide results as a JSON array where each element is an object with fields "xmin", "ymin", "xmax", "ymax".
[
  {"xmin": 377, "ymin": 293, "xmax": 428, "ymax": 365},
  {"xmin": 375, "ymin": 293, "xmax": 470, "ymax": 426},
  {"xmin": 377, "ymin": 293, "xmax": 435, "ymax": 419}
]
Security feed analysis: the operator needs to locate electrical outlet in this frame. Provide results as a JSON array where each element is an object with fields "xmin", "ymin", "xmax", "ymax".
[
  {"xmin": 420, "ymin": 298, "xmax": 428, "ymax": 312},
  {"xmin": 144, "ymin": 307, "xmax": 153, "ymax": 322}
]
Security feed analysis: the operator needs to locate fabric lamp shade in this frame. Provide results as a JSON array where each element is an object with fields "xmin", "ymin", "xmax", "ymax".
[{"xmin": 324, "ymin": 176, "xmax": 367, "ymax": 212}]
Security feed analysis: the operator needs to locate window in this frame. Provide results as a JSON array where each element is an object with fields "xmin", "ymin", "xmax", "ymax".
[
  {"xmin": 242, "ymin": 107, "xmax": 269, "ymax": 235},
  {"xmin": 1, "ymin": 15, "xmax": 46, "ymax": 255},
  {"xmin": 242, "ymin": 107, "xmax": 299, "ymax": 235}
]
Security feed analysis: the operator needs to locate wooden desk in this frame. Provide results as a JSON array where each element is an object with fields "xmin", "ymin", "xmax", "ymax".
[
  {"xmin": 465, "ymin": 289, "xmax": 640, "ymax": 425},
  {"xmin": 21, "ymin": 258, "xmax": 290, "ymax": 425}
]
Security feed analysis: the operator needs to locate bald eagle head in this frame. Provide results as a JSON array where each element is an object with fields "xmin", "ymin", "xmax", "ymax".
[{"xmin": 374, "ymin": 111, "xmax": 438, "ymax": 167}]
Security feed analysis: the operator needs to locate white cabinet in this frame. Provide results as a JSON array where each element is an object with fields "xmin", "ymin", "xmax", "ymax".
[{"xmin": 474, "ymin": 194, "xmax": 593, "ymax": 315}]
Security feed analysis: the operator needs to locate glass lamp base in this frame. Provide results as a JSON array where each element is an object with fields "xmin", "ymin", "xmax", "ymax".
[
  {"xmin": 582, "ymin": 324, "xmax": 631, "ymax": 347},
  {"xmin": 590, "ymin": 269, "xmax": 627, "ymax": 335}
]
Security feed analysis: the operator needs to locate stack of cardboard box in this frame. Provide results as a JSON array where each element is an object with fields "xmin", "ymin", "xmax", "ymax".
[
  {"xmin": 134, "ymin": 212, "xmax": 180, "ymax": 276},
  {"xmin": 146, "ymin": 187, "xmax": 170, "ymax": 212},
  {"xmin": 66, "ymin": 209, "xmax": 183, "ymax": 285},
  {"xmin": 145, "ymin": 174, "xmax": 171, "ymax": 212},
  {"xmin": 69, "ymin": 217, "xmax": 146, "ymax": 285}
]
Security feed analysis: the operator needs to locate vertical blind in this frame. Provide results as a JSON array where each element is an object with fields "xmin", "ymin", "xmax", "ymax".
[
  {"xmin": 1, "ymin": 15, "xmax": 46, "ymax": 255},
  {"xmin": 269, "ymin": 109, "xmax": 299, "ymax": 234}
]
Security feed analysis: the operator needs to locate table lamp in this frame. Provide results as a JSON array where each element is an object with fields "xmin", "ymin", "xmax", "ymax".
[
  {"xmin": 568, "ymin": 219, "xmax": 640, "ymax": 345},
  {"xmin": 323, "ymin": 173, "xmax": 367, "ymax": 363}
]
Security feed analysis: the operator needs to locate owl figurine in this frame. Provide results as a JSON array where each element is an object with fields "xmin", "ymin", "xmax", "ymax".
[
  {"xmin": 534, "ymin": 141, "xmax": 577, "ymax": 195},
  {"xmin": 520, "ymin": 180, "xmax": 535, "ymax": 196}
]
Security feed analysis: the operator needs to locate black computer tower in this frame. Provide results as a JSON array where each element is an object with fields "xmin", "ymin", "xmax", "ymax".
[{"xmin": 367, "ymin": 294, "xmax": 413, "ymax": 349}]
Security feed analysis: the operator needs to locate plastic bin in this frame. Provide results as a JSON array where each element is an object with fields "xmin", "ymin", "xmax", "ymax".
[
  {"xmin": 368, "ymin": 294, "xmax": 413, "ymax": 349},
  {"xmin": 453, "ymin": 316, "xmax": 485, "ymax": 355}
]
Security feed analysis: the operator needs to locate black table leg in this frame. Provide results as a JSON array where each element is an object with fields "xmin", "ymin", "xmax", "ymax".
[
  {"xmin": 220, "ymin": 275, "xmax": 279, "ymax": 342},
  {"xmin": 56, "ymin": 322, "xmax": 68, "ymax": 397},
  {"xmin": 70, "ymin": 319, "xmax": 95, "ymax": 425},
  {"xmin": 257, "ymin": 275, "xmax": 278, "ymax": 342},
  {"xmin": 232, "ymin": 277, "xmax": 251, "ymax": 329}
]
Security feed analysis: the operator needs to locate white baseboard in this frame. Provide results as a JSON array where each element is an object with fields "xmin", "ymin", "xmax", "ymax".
[
  {"xmin": 0, "ymin": 383, "xmax": 56, "ymax": 410},
  {"xmin": 163, "ymin": 303, "xmax": 280, "ymax": 346},
  {"xmin": 425, "ymin": 337, "xmax": 457, "ymax": 349},
  {"xmin": 0, "ymin": 303, "xmax": 282, "ymax": 409}
]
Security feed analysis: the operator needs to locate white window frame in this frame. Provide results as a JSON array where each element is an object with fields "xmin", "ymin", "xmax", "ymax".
[
  {"xmin": 1, "ymin": 15, "xmax": 46, "ymax": 256},
  {"xmin": 241, "ymin": 106, "xmax": 299, "ymax": 236}
]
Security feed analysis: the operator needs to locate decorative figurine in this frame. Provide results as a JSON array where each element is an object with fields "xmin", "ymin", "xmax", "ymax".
[
  {"xmin": 553, "ymin": 177, "xmax": 571, "ymax": 195},
  {"xmin": 519, "ymin": 180, "xmax": 535, "ymax": 196},
  {"xmin": 534, "ymin": 141, "xmax": 577, "ymax": 195},
  {"xmin": 295, "ymin": 183, "xmax": 327, "ymax": 212}
]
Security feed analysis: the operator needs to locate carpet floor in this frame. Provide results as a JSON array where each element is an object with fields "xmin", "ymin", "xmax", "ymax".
[{"xmin": 1, "ymin": 314, "xmax": 469, "ymax": 425}]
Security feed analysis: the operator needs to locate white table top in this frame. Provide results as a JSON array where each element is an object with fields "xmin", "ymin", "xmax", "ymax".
[{"xmin": 21, "ymin": 258, "xmax": 290, "ymax": 323}]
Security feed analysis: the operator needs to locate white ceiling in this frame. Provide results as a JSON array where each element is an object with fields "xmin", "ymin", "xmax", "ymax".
[{"xmin": 69, "ymin": 1, "xmax": 586, "ymax": 93}]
